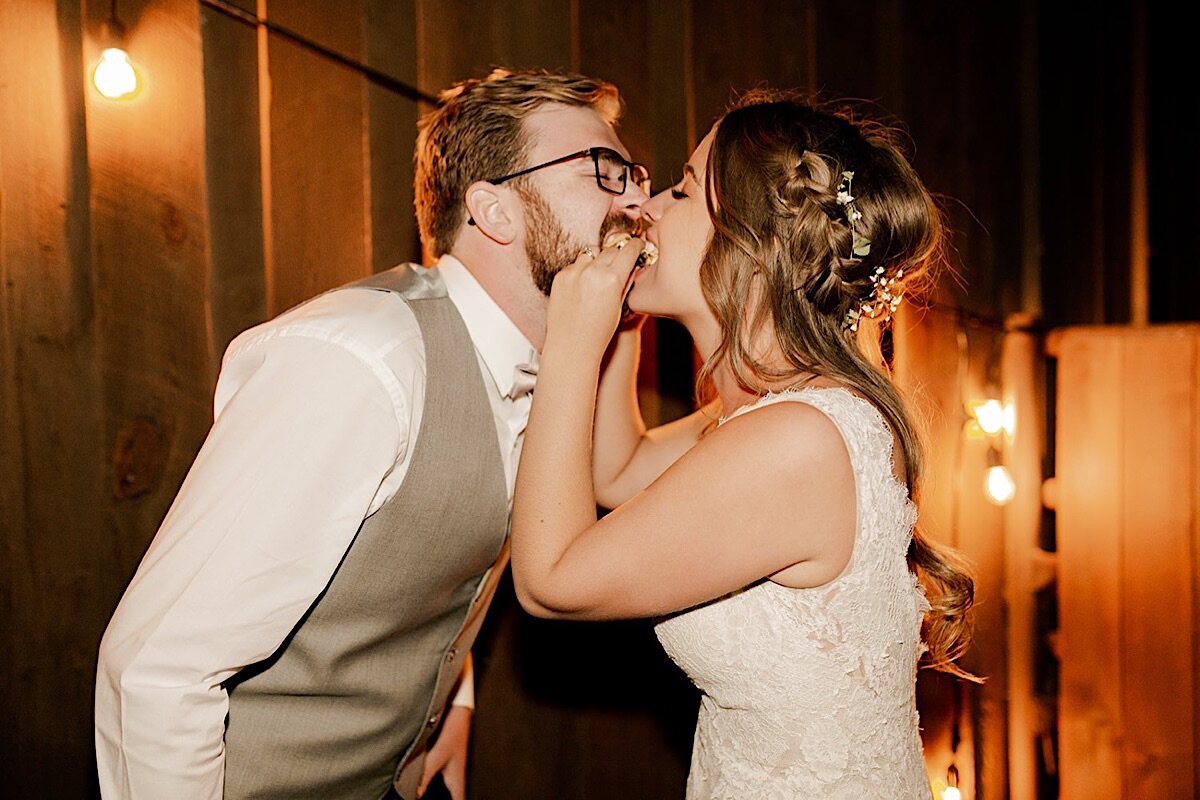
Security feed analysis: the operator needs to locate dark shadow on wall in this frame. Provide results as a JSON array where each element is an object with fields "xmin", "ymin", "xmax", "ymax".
[{"xmin": 470, "ymin": 574, "xmax": 699, "ymax": 800}]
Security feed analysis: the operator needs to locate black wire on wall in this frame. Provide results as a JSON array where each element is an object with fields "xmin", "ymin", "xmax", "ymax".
[{"xmin": 199, "ymin": 0, "xmax": 438, "ymax": 105}]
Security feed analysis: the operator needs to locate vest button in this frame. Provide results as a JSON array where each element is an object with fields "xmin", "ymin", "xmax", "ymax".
[
  {"xmin": 427, "ymin": 713, "xmax": 440, "ymax": 728},
  {"xmin": 444, "ymin": 647, "xmax": 457, "ymax": 662}
]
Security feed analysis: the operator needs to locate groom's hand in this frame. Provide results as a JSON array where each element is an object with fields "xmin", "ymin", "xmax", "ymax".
[{"xmin": 417, "ymin": 703, "xmax": 472, "ymax": 799}]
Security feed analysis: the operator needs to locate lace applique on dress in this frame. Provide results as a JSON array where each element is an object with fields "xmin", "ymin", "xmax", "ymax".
[{"xmin": 655, "ymin": 387, "xmax": 932, "ymax": 799}]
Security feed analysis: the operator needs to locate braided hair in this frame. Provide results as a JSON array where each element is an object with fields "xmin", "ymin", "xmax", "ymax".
[{"xmin": 697, "ymin": 90, "xmax": 977, "ymax": 680}]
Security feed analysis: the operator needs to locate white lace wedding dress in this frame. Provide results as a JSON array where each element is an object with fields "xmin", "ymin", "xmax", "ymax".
[{"xmin": 655, "ymin": 387, "xmax": 933, "ymax": 799}]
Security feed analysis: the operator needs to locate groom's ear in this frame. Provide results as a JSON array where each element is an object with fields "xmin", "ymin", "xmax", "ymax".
[{"xmin": 465, "ymin": 182, "xmax": 518, "ymax": 245}]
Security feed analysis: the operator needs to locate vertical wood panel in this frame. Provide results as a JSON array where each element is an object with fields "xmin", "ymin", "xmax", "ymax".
[
  {"xmin": 85, "ymin": 0, "xmax": 217, "ymax": 563},
  {"xmin": 645, "ymin": 0, "xmax": 692, "ymax": 182},
  {"xmin": 0, "ymin": 3, "xmax": 105, "ymax": 796},
  {"xmin": 202, "ymin": 3, "xmax": 267, "ymax": 358},
  {"xmin": 416, "ymin": 0, "xmax": 572, "ymax": 97},
  {"xmin": 1040, "ymin": 4, "xmax": 1138, "ymax": 327},
  {"xmin": 1055, "ymin": 329, "xmax": 1125, "ymax": 799},
  {"xmin": 957, "ymin": 364, "xmax": 1008, "ymax": 800},
  {"xmin": 811, "ymin": 0, "xmax": 886, "ymax": 101},
  {"xmin": 577, "ymin": 1, "xmax": 652, "ymax": 165},
  {"xmin": 1194, "ymin": 337, "xmax": 1200, "ymax": 800},
  {"xmin": 690, "ymin": 0, "xmax": 809, "ymax": 133},
  {"xmin": 894, "ymin": 306, "xmax": 990, "ymax": 795},
  {"xmin": 265, "ymin": 0, "xmax": 369, "ymax": 312},
  {"xmin": 1002, "ymin": 329, "xmax": 1046, "ymax": 800},
  {"xmin": 893, "ymin": 308, "xmax": 962, "ymax": 796},
  {"xmin": 1056, "ymin": 325, "xmax": 1200, "ymax": 799},
  {"xmin": 1120, "ymin": 329, "xmax": 1195, "ymax": 798},
  {"xmin": 365, "ymin": 0, "xmax": 420, "ymax": 270}
]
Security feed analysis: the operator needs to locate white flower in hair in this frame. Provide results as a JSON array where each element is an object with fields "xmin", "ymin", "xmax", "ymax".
[
  {"xmin": 842, "ymin": 264, "xmax": 905, "ymax": 332},
  {"xmin": 835, "ymin": 171, "xmax": 871, "ymax": 259}
]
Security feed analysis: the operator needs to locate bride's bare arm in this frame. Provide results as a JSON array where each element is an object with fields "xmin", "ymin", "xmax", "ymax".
[
  {"xmin": 592, "ymin": 324, "xmax": 716, "ymax": 508},
  {"xmin": 511, "ymin": 242, "xmax": 855, "ymax": 621}
]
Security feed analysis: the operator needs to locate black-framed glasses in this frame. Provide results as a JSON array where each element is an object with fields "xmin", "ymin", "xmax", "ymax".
[{"xmin": 489, "ymin": 147, "xmax": 651, "ymax": 196}]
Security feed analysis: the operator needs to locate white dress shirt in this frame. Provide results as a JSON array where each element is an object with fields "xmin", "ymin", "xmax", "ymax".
[{"xmin": 95, "ymin": 255, "xmax": 537, "ymax": 799}]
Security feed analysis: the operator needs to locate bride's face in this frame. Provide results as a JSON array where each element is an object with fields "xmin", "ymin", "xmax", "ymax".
[{"xmin": 626, "ymin": 130, "xmax": 716, "ymax": 324}]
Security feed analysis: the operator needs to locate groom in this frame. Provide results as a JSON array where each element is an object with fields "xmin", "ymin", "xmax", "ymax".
[{"xmin": 94, "ymin": 68, "xmax": 649, "ymax": 800}]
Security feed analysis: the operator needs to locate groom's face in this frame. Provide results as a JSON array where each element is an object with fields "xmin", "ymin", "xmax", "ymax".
[{"xmin": 513, "ymin": 104, "xmax": 648, "ymax": 295}]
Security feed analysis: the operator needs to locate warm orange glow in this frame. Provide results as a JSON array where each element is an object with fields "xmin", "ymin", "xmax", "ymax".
[
  {"xmin": 971, "ymin": 398, "xmax": 1005, "ymax": 436},
  {"xmin": 985, "ymin": 465, "xmax": 1016, "ymax": 505},
  {"xmin": 942, "ymin": 787, "xmax": 963, "ymax": 800},
  {"xmin": 92, "ymin": 48, "xmax": 139, "ymax": 99}
]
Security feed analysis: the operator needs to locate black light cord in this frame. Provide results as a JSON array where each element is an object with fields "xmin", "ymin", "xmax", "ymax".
[{"xmin": 199, "ymin": 0, "xmax": 438, "ymax": 105}]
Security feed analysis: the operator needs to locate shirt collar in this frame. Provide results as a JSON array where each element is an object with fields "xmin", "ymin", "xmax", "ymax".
[{"xmin": 436, "ymin": 254, "xmax": 538, "ymax": 399}]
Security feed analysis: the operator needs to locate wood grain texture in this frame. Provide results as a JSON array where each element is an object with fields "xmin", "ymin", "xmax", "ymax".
[
  {"xmin": 84, "ymin": 0, "xmax": 216, "ymax": 563},
  {"xmin": 1002, "ymin": 329, "xmax": 1047, "ymax": 800},
  {"xmin": 83, "ymin": 7, "xmax": 216, "ymax": 798},
  {"xmin": 202, "ymin": 2, "xmax": 268, "ymax": 357},
  {"xmin": 1054, "ymin": 324, "xmax": 1200, "ymax": 799},
  {"xmin": 893, "ymin": 305, "xmax": 1004, "ymax": 796},
  {"xmin": 264, "ymin": 0, "xmax": 370, "ymax": 312},
  {"xmin": 1056, "ymin": 327, "xmax": 1129, "ymax": 800},
  {"xmin": 366, "ymin": 0, "xmax": 421, "ymax": 270},
  {"xmin": 0, "ymin": 3, "xmax": 106, "ymax": 796},
  {"xmin": 416, "ymin": 0, "xmax": 572, "ymax": 97},
  {"xmin": 1118, "ymin": 328, "xmax": 1195, "ymax": 798}
]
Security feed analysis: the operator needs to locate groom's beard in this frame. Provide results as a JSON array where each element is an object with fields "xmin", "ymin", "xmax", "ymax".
[{"xmin": 519, "ymin": 187, "xmax": 641, "ymax": 296}]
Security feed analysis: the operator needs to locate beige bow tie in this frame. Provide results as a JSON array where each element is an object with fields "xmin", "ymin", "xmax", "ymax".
[{"xmin": 508, "ymin": 361, "xmax": 538, "ymax": 401}]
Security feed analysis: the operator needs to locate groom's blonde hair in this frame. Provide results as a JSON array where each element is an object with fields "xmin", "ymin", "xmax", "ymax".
[{"xmin": 415, "ymin": 68, "xmax": 622, "ymax": 258}]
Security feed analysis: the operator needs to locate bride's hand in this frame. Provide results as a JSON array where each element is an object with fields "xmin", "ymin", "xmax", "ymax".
[{"xmin": 546, "ymin": 236, "xmax": 644, "ymax": 361}]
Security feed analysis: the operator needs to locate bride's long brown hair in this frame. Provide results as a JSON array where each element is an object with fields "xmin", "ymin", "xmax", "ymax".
[{"xmin": 698, "ymin": 90, "xmax": 977, "ymax": 680}]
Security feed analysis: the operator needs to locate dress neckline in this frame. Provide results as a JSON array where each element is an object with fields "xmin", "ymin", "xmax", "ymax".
[{"xmin": 718, "ymin": 384, "xmax": 857, "ymax": 426}]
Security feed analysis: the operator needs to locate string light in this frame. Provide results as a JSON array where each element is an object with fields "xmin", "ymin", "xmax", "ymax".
[
  {"xmin": 985, "ymin": 464, "xmax": 1016, "ymax": 505},
  {"xmin": 971, "ymin": 398, "xmax": 1005, "ymax": 436},
  {"xmin": 91, "ymin": 1, "xmax": 140, "ymax": 100},
  {"xmin": 93, "ymin": 48, "xmax": 139, "ymax": 99},
  {"xmin": 941, "ymin": 762, "xmax": 962, "ymax": 800}
]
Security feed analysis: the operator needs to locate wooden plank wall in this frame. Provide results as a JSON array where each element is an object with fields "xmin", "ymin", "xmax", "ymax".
[
  {"xmin": 1053, "ymin": 324, "xmax": 1199, "ymax": 799},
  {"xmin": 0, "ymin": 1, "xmax": 1029, "ymax": 796},
  {"xmin": 1, "ymin": 4, "xmax": 104, "ymax": 797},
  {"xmin": 894, "ymin": 306, "xmax": 1013, "ymax": 800},
  {"xmin": 1002, "ymin": 327, "xmax": 1049, "ymax": 800}
]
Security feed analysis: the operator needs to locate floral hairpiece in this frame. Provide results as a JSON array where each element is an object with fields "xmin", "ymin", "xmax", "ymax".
[
  {"xmin": 836, "ymin": 171, "xmax": 871, "ymax": 259},
  {"xmin": 836, "ymin": 171, "xmax": 901, "ymax": 331},
  {"xmin": 844, "ymin": 265, "xmax": 904, "ymax": 332}
]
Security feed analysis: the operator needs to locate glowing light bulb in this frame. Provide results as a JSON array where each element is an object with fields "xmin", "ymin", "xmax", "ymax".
[
  {"xmin": 985, "ymin": 465, "xmax": 1016, "ymax": 505},
  {"xmin": 941, "ymin": 787, "xmax": 962, "ymax": 800},
  {"xmin": 93, "ymin": 48, "xmax": 139, "ymax": 99},
  {"xmin": 972, "ymin": 399, "xmax": 1004, "ymax": 436}
]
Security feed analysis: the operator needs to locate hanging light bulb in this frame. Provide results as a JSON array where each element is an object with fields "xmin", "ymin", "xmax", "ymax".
[
  {"xmin": 985, "ymin": 465, "xmax": 1016, "ymax": 505},
  {"xmin": 91, "ymin": 2, "xmax": 140, "ymax": 100},
  {"xmin": 93, "ymin": 47, "xmax": 139, "ymax": 99},
  {"xmin": 971, "ymin": 398, "xmax": 1005, "ymax": 436},
  {"xmin": 940, "ymin": 763, "xmax": 962, "ymax": 800}
]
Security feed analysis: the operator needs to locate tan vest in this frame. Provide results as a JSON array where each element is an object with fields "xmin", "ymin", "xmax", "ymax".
[{"xmin": 223, "ymin": 266, "xmax": 510, "ymax": 800}]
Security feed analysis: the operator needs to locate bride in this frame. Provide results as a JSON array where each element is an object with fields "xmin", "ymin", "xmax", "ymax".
[{"xmin": 510, "ymin": 90, "xmax": 976, "ymax": 798}]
